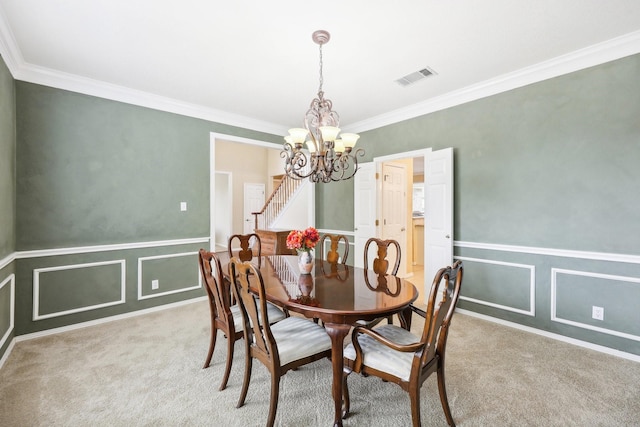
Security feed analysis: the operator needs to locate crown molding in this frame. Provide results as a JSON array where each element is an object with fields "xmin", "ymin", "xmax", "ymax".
[
  {"xmin": 346, "ymin": 30, "xmax": 640, "ymax": 134},
  {"xmin": 14, "ymin": 64, "xmax": 288, "ymax": 136}
]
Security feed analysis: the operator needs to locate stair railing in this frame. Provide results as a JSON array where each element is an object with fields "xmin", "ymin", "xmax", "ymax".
[{"xmin": 252, "ymin": 175, "xmax": 303, "ymax": 231}]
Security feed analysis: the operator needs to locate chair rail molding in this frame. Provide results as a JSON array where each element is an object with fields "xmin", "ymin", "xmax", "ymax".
[
  {"xmin": 455, "ymin": 241, "xmax": 640, "ymax": 265},
  {"xmin": 15, "ymin": 237, "xmax": 211, "ymax": 259}
]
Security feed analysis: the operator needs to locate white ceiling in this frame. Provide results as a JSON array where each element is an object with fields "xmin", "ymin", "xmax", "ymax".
[{"xmin": 1, "ymin": 1, "xmax": 640, "ymax": 136}]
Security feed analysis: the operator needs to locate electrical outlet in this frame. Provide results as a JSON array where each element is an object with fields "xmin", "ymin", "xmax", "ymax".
[
  {"xmin": 151, "ymin": 279, "xmax": 159, "ymax": 290},
  {"xmin": 592, "ymin": 306, "xmax": 604, "ymax": 321},
  {"xmin": 180, "ymin": 202, "xmax": 187, "ymax": 211}
]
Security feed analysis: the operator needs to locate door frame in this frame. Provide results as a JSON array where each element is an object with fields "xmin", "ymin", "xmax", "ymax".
[
  {"xmin": 214, "ymin": 171, "xmax": 233, "ymax": 248},
  {"xmin": 210, "ymin": 132, "xmax": 312, "ymax": 249}
]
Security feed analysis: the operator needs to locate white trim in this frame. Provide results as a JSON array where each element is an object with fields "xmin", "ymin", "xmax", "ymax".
[
  {"xmin": 15, "ymin": 237, "xmax": 210, "ymax": 259},
  {"xmin": 373, "ymin": 148, "xmax": 432, "ymax": 163},
  {"xmin": 0, "ymin": 274, "xmax": 15, "ymax": 351},
  {"xmin": 457, "ymin": 308, "xmax": 640, "ymax": 364},
  {"xmin": 455, "ymin": 241, "xmax": 640, "ymax": 264},
  {"xmin": 0, "ymin": 338, "xmax": 15, "ymax": 371},
  {"xmin": 137, "ymin": 251, "xmax": 202, "ymax": 300},
  {"xmin": 347, "ymin": 31, "xmax": 640, "ymax": 133},
  {"xmin": 33, "ymin": 260, "xmax": 126, "ymax": 321},
  {"xmin": 18, "ymin": 297, "xmax": 206, "ymax": 342},
  {"xmin": 550, "ymin": 268, "xmax": 640, "ymax": 342},
  {"xmin": 456, "ymin": 256, "xmax": 536, "ymax": 317},
  {"xmin": 0, "ymin": 253, "xmax": 13, "ymax": 270}
]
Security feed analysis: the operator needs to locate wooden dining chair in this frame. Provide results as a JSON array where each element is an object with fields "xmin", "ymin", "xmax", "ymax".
[
  {"xmin": 198, "ymin": 249, "xmax": 286, "ymax": 391},
  {"xmin": 364, "ymin": 237, "xmax": 401, "ymax": 276},
  {"xmin": 228, "ymin": 233, "xmax": 262, "ymax": 266},
  {"xmin": 364, "ymin": 237, "xmax": 401, "ymax": 325},
  {"xmin": 320, "ymin": 233, "xmax": 349, "ymax": 264},
  {"xmin": 229, "ymin": 258, "xmax": 332, "ymax": 427},
  {"xmin": 342, "ymin": 260, "xmax": 463, "ymax": 427}
]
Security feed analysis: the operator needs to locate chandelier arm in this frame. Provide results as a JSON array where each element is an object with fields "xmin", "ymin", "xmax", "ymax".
[
  {"xmin": 329, "ymin": 149, "xmax": 365, "ymax": 182},
  {"xmin": 282, "ymin": 143, "xmax": 315, "ymax": 180}
]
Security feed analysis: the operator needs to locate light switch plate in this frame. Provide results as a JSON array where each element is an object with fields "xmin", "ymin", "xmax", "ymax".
[{"xmin": 180, "ymin": 202, "xmax": 187, "ymax": 211}]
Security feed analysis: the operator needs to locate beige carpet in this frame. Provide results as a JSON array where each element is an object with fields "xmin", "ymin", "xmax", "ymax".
[{"xmin": 1, "ymin": 300, "xmax": 639, "ymax": 426}]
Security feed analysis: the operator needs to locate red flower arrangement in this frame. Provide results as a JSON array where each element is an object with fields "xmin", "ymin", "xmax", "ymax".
[{"xmin": 286, "ymin": 227, "xmax": 320, "ymax": 252}]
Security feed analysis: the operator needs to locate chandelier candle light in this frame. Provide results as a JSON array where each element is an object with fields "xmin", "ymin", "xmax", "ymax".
[{"xmin": 282, "ymin": 30, "xmax": 365, "ymax": 183}]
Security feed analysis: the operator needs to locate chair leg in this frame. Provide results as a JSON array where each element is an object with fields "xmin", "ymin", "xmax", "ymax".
[
  {"xmin": 409, "ymin": 384, "xmax": 422, "ymax": 427},
  {"xmin": 202, "ymin": 324, "xmax": 217, "ymax": 369},
  {"xmin": 342, "ymin": 372, "xmax": 351, "ymax": 418},
  {"xmin": 219, "ymin": 336, "xmax": 234, "ymax": 391},
  {"xmin": 437, "ymin": 362, "xmax": 455, "ymax": 426},
  {"xmin": 266, "ymin": 375, "xmax": 280, "ymax": 427},
  {"xmin": 237, "ymin": 350, "xmax": 252, "ymax": 408}
]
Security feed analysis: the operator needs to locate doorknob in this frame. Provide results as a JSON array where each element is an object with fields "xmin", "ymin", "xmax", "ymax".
[
  {"xmin": 445, "ymin": 234, "xmax": 450, "ymax": 239},
  {"xmin": 401, "ymin": 227, "xmax": 406, "ymax": 231}
]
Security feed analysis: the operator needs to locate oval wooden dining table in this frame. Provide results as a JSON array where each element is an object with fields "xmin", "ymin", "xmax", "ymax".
[{"xmin": 225, "ymin": 254, "xmax": 419, "ymax": 427}]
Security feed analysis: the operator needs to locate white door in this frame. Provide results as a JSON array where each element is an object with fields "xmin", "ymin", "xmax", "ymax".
[
  {"xmin": 381, "ymin": 162, "xmax": 407, "ymax": 276},
  {"xmin": 353, "ymin": 162, "xmax": 376, "ymax": 268},
  {"xmin": 424, "ymin": 148, "xmax": 453, "ymax": 293},
  {"xmin": 243, "ymin": 183, "xmax": 265, "ymax": 233}
]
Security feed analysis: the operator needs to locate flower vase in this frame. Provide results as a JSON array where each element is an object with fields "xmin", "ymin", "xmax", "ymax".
[{"xmin": 298, "ymin": 250, "xmax": 314, "ymax": 275}]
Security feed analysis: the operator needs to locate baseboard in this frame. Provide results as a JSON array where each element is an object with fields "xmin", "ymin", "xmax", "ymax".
[
  {"xmin": 15, "ymin": 296, "xmax": 207, "ymax": 343},
  {"xmin": 457, "ymin": 308, "xmax": 640, "ymax": 363}
]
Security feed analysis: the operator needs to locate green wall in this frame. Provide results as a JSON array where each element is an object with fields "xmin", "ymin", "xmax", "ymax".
[
  {"xmin": 346, "ymin": 54, "xmax": 640, "ymax": 253},
  {"xmin": 0, "ymin": 55, "xmax": 16, "ymax": 358},
  {"xmin": 316, "ymin": 54, "xmax": 640, "ymax": 355},
  {"xmin": 0, "ymin": 56, "xmax": 15, "ymax": 258},
  {"xmin": 15, "ymin": 83, "xmax": 279, "ymax": 250}
]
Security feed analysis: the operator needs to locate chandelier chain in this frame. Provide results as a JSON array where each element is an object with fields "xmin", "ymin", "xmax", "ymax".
[{"xmin": 318, "ymin": 43, "xmax": 324, "ymax": 93}]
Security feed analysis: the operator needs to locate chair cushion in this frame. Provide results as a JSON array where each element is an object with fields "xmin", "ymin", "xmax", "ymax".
[
  {"xmin": 270, "ymin": 316, "xmax": 332, "ymax": 366},
  {"xmin": 343, "ymin": 324, "xmax": 420, "ymax": 381},
  {"xmin": 231, "ymin": 300, "xmax": 286, "ymax": 332}
]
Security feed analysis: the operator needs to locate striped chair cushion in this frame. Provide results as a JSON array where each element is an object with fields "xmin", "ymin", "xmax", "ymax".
[
  {"xmin": 231, "ymin": 300, "xmax": 286, "ymax": 331},
  {"xmin": 270, "ymin": 316, "xmax": 332, "ymax": 366},
  {"xmin": 343, "ymin": 325, "xmax": 421, "ymax": 381}
]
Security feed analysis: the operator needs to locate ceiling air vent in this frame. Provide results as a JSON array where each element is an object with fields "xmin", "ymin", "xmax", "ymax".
[{"xmin": 395, "ymin": 67, "xmax": 437, "ymax": 87}]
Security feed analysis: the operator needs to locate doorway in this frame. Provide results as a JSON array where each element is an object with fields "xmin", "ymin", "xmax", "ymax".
[
  {"xmin": 354, "ymin": 147, "xmax": 453, "ymax": 300},
  {"xmin": 209, "ymin": 132, "xmax": 316, "ymax": 250}
]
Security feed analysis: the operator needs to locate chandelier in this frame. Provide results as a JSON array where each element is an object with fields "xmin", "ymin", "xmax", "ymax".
[{"xmin": 282, "ymin": 30, "xmax": 365, "ymax": 183}]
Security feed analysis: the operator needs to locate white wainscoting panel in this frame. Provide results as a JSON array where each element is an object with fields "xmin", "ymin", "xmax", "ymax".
[
  {"xmin": 456, "ymin": 256, "xmax": 536, "ymax": 316},
  {"xmin": 33, "ymin": 260, "xmax": 126, "ymax": 321},
  {"xmin": 551, "ymin": 268, "xmax": 640, "ymax": 342},
  {"xmin": 0, "ymin": 274, "xmax": 15, "ymax": 350},
  {"xmin": 137, "ymin": 252, "xmax": 201, "ymax": 300}
]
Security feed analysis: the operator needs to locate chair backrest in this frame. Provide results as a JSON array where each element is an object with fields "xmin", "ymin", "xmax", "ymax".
[
  {"xmin": 419, "ymin": 260, "xmax": 463, "ymax": 366},
  {"xmin": 229, "ymin": 257, "xmax": 279, "ymax": 365},
  {"xmin": 320, "ymin": 233, "xmax": 349, "ymax": 264},
  {"xmin": 364, "ymin": 238, "xmax": 401, "ymax": 275},
  {"xmin": 228, "ymin": 233, "xmax": 262, "ymax": 264},
  {"xmin": 198, "ymin": 249, "xmax": 235, "ymax": 333}
]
